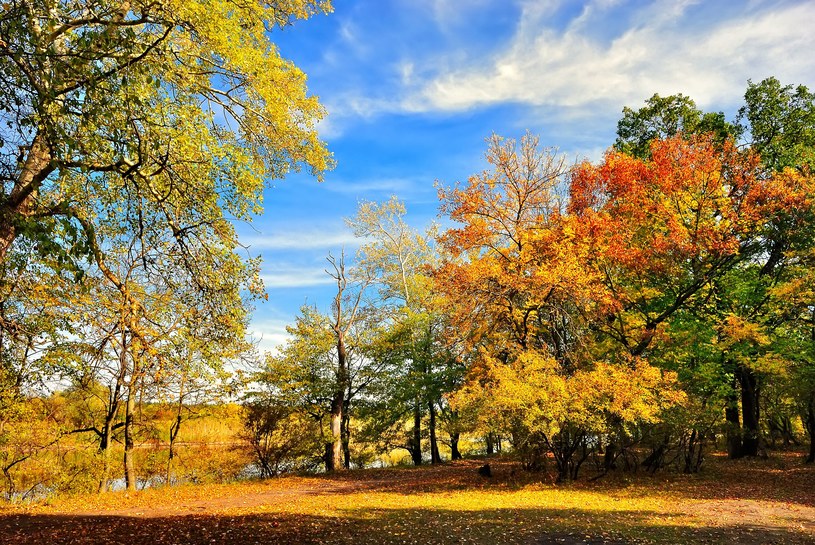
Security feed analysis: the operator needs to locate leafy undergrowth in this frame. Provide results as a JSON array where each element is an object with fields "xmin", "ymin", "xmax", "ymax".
[{"xmin": 1, "ymin": 453, "xmax": 814, "ymax": 544}]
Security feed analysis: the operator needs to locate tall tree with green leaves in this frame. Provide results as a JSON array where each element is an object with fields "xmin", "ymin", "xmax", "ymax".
[
  {"xmin": 614, "ymin": 93, "xmax": 736, "ymax": 159},
  {"xmin": 253, "ymin": 282, "xmax": 381, "ymax": 472},
  {"xmin": 0, "ymin": 0, "xmax": 332, "ymax": 271},
  {"xmin": 348, "ymin": 197, "xmax": 460, "ymax": 465},
  {"xmin": 739, "ymin": 77, "xmax": 815, "ymax": 173}
]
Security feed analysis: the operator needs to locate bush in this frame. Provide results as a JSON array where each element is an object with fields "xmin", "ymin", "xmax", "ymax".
[{"xmin": 242, "ymin": 401, "xmax": 323, "ymax": 477}]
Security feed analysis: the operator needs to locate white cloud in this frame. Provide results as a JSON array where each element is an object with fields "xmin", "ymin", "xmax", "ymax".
[
  {"xmin": 261, "ymin": 267, "xmax": 339, "ymax": 288},
  {"xmin": 400, "ymin": 61, "xmax": 415, "ymax": 85},
  {"xmin": 241, "ymin": 228, "xmax": 359, "ymax": 251},
  {"xmin": 403, "ymin": 1, "xmax": 815, "ymax": 113},
  {"xmin": 409, "ymin": 0, "xmax": 506, "ymax": 31},
  {"xmin": 248, "ymin": 318, "xmax": 291, "ymax": 355}
]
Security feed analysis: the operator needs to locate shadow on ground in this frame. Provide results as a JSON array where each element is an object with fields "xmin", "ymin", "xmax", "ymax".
[
  {"xmin": 1, "ymin": 505, "xmax": 812, "ymax": 545},
  {"xmin": 303, "ymin": 455, "xmax": 815, "ymax": 509}
]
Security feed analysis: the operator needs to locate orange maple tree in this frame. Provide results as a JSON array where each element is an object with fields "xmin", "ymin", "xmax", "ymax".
[
  {"xmin": 436, "ymin": 133, "xmax": 815, "ymax": 478},
  {"xmin": 569, "ymin": 135, "xmax": 814, "ymax": 357}
]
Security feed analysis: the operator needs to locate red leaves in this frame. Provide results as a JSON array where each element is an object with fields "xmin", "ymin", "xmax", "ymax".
[
  {"xmin": 437, "ymin": 133, "xmax": 815, "ymax": 362},
  {"xmin": 569, "ymin": 135, "xmax": 811, "ymax": 279}
]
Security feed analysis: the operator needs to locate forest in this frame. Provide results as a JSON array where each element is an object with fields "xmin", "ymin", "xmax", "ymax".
[{"xmin": 1, "ymin": 1, "xmax": 815, "ymax": 544}]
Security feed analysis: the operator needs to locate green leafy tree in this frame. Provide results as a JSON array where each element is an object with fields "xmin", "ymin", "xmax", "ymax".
[
  {"xmin": 614, "ymin": 93, "xmax": 736, "ymax": 159},
  {"xmin": 252, "ymin": 257, "xmax": 379, "ymax": 473},
  {"xmin": 0, "ymin": 0, "xmax": 332, "ymax": 270},
  {"xmin": 348, "ymin": 197, "xmax": 461, "ymax": 465},
  {"xmin": 739, "ymin": 77, "xmax": 815, "ymax": 172}
]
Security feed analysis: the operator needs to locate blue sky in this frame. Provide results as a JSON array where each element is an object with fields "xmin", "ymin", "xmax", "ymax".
[{"xmin": 242, "ymin": 0, "xmax": 815, "ymax": 352}]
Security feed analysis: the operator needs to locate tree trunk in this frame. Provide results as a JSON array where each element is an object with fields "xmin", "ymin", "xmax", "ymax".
[
  {"xmin": 328, "ymin": 331, "xmax": 347, "ymax": 472},
  {"xmin": 604, "ymin": 441, "xmax": 618, "ymax": 471},
  {"xmin": 0, "ymin": 131, "xmax": 54, "ymax": 262},
  {"xmin": 167, "ymin": 412, "xmax": 182, "ymax": 483},
  {"xmin": 410, "ymin": 402, "xmax": 422, "ymax": 466},
  {"xmin": 450, "ymin": 431, "xmax": 462, "ymax": 460},
  {"xmin": 324, "ymin": 442, "xmax": 335, "ymax": 472},
  {"xmin": 429, "ymin": 401, "xmax": 442, "ymax": 464},
  {"xmin": 98, "ymin": 419, "xmax": 114, "ymax": 493},
  {"xmin": 98, "ymin": 395, "xmax": 120, "ymax": 493},
  {"xmin": 341, "ymin": 401, "xmax": 351, "ymax": 469},
  {"xmin": 738, "ymin": 365, "xmax": 760, "ymax": 457},
  {"xmin": 328, "ymin": 391, "xmax": 344, "ymax": 472},
  {"xmin": 486, "ymin": 432, "xmax": 495, "ymax": 456},
  {"xmin": 123, "ymin": 388, "xmax": 136, "ymax": 491},
  {"xmin": 806, "ymin": 394, "xmax": 815, "ymax": 464},
  {"xmin": 725, "ymin": 371, "xmax": 742, "ymax": 459},
  {"xmin": 167, "ymin": 378, "xmax": 186, "ymax": 483},
  {"xmin": 683, "ymin": 430, "xmax": 698, "ymax": 473},
  {"xmin": 100, "ymin": 334, "xmax": 127, "ymax": 493}
]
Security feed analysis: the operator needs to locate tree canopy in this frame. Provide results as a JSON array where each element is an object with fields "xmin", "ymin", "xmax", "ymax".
[{"xmin": 0, "ymin": 0, "xmax": 332, "ymax": 266}]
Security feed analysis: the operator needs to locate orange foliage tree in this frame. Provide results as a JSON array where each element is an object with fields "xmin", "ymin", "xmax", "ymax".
[
  {"xmin": 437, "ymin": 133, "xmax": 814, "ymax": 478},
  {"xmin": 571, "ymin": 135, "xmax": 815, "ymax": 459},
  {"xmin": 569, "ymin": 135, "xmax": 811, "ymax": 357},
  {"xmin": 436, "ymin": 133, "xmax": 682, "ymax": 479}
]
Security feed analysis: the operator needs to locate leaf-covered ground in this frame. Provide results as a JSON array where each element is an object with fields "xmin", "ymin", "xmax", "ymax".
[{"xmin": 1, "ymin": 453, "xmax": 814, "ymax": 544}]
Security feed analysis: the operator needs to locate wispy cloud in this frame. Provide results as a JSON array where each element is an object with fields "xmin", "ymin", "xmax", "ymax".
[
  {"xmin": 261, "ymin": 266, "xmax": 339, "ymax": 289},
  {"xmin": 241, "ymin": 229, "xmax": 359, "ymax": 251},
  {"xmin": 414, "ymin": 0, "xmax": 506, "ymax": 32},
  {"xmin": 322, "ymin": 176, "xmax": 432, "ymax": 196},
  {"xmin": 402, "ymin": 1, "xmax": 815, "ymax": 113},
  {"xmin": 248, "ymin": 318, "xmax": 292, "ymax": 355}
]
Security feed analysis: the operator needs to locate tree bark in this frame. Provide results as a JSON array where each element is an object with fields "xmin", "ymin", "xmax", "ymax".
[
  {"xmin": 167, "ymin": 412, "xmax": 182, "ymax": 483},
  {"xmin": 410, "ymin": 402, "xmax": 422, "ymax": 466},
  {"xmin": 341, "ymin": 399, "xmax": 351, "ymax": 469},
  {"xmin": 98, "ymin": 410, "xmax": 116, "ymax": 493},
  {"xmin": 0, "ymin": 131, "xmax": 54, "ymax": 262},
  {"xmin": 98, "ymin": 421, "xmax": 113, "ymax": 493},
  {"xmin": 123, "ymin": 387, "xmax": 136, "ymax": 491},
  {"xmin": 449, "ymin": 431, "xmax": 462, "ymax": 460},
  {"xmin": 328, "ymin": 391, "xmax": 344, "ymax": 472},
  {"xmin": 429, "ymin": 401, "xmax": 442, "ymax": 464},
  {"xmin": 725, "ymin": 371, "xmax": 742, "ymax": 459},
  {"xmin": 738, "ymin": 364, "xmax": 760, "ymax": 457},
  {"xmin": 98, "ymin": 391, "xmax": 121, "ymax": 493},
  {"xmin": 99, "ymin": 344, "xmax": 126, "ymax": 493},
  {"xmin": 327, "ymin": 330, "xmax": 347, "ymax": 472}
]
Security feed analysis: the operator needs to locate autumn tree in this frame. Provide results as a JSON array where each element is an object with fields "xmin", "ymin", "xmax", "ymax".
[
  {"xmin": 612, "ymin": 79, "xmax": 815, "ymax": 459},
  {"xmin": 436, "ymin": 132, "xmax": 579, "ymax": 355},
  {"xmin": 43, "ymin": 200, "xmax": 258, "ymax": 492},
  {"xmin": 434, "ymin": 133, "xmax": 682, "ymax": 479},
  {"xmin": 573, "ymin": 132, "xmax": 815, "ymax": 457},
  {"xmin": 0, "ymin": 0, "xmax": 327, "ymax": 490},
  {"xmin": 0, "ymin": 1, "xmax": 331, "ymax": 405}
]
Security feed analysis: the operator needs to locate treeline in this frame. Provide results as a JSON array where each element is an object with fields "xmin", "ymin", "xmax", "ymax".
[
  {"xmin": 245, "ymin": 77, "xmax": 815, "ymax": 482},
  {"xmin": 2, "ymin": 26, "xmax": 815, "ymax": 496}
]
